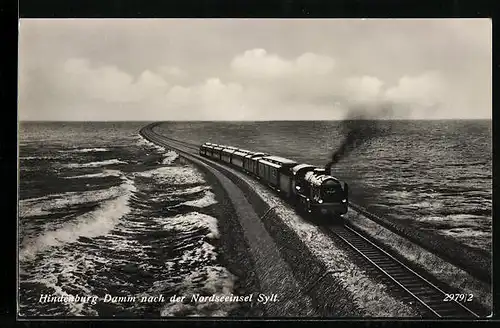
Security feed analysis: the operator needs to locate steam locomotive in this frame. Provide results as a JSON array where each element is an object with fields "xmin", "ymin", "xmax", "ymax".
[{"xmin": 199, "ymin": 142, "xmax": 349, "ymax": 220}]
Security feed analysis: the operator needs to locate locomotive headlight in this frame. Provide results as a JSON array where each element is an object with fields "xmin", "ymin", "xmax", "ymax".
[
  {"xmin": 318, "ymin": 199, "xmax": 323, "ymax": 204},
  {"xmin": 342, "ymin": 199, "xmax": 347, "ymax": 203}
]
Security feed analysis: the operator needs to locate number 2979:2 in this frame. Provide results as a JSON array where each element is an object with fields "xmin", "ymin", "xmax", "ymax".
[{"xmin": 443, "ymin": 294, "xmax": 473, "ymax": 302}]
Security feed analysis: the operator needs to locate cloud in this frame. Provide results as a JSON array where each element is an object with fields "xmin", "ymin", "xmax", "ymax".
[
  {"xmin": 56, "ymin": 55, "xmax": 444, "ymax": 121},
  {"xmin": 385, "ymin": 71, "xmax": 445, "ymax": 106},
  {"xmin": 230, "ymin": 49, "xmax": 294, "ymax": 78},
  {"xmin": 228, "ymin": 49, "xmax": 449, "ymax": 120},
  {"xmin": 18, "ymin": 48, "xmax": 482, "ymax": 121},
  {"xmin": 345, "ymin": 75, "xmax": 385, "ymax": 103},
  {"xmin": 383, "ymin": 71, "xmax": 448, "ymax": 118},
  {"xmin": 230, "ymin": 49, "xmax": 335, "ymax": 78},
  {"xmin": 59, "ymin": 58, "xmax": 170, "ymax": 103},
  {"xmin": 158, "ymin": 66, "xmax": 187, "ymax": 78},
  {"xmin": 164, "ymin": 78, "xmax": 248, "ymax": 120},
  {"xmin": 163, "ymin": 76, "xmax": 347, "ymax": 120},
  {"xmin": 295, "ymin": 52, "xmax": 336, "ymax": 75}
]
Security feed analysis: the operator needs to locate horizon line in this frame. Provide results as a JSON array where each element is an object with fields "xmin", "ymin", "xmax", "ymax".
[{"xmin": 18, "ymin": 118, "xmax": 492, "ymax": 123}]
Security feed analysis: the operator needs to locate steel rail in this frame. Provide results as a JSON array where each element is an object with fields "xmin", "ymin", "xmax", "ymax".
[{"xmin": 328, "ymin": 225, "xmax": 480, "ymax": 318}]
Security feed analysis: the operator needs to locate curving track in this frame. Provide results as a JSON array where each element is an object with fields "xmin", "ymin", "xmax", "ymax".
[{"xmin": 140, "ymin": 123, "xmax": 482, "ymax": 318}]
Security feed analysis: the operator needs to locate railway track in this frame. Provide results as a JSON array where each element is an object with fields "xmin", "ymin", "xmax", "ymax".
[
  {"xmin": 328, "ymin": 225, "xmax": 480, "ymax": 318},
  {"xmin": 140, "ymin": 124, "xmax": 482, "ymax": 318}
]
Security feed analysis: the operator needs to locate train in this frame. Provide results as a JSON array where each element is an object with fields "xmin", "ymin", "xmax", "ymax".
[{"xmin": 199, "ymin": 142, "xmax": 349, "ymax": 221}]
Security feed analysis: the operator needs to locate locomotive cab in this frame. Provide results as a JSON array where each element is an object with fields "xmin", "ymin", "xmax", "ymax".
[{"xmin": 291, "ymin": 164, "xmax": 316, "ymax": 198}]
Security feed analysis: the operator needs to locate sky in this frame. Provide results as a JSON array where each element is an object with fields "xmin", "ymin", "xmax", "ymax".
[{"xmin": 18, "ymin": 19, "xmax": 492, "ymax": 121}]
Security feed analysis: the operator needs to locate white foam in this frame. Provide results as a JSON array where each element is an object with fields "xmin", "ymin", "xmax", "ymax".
[
  {"xmin": 136, "ymin": 135, "xmax": 167, "ymax": 152},
  {"xmin": 441, "ymin": 228, "xmax": 490, "ymax": 238},
  {"xmin": 73, "ymin": 148, "xmax": 109, "ymax": 153},
  {"xmin": 60, "ymin": 148, "xmax": 109, "ymax": 153},
  {"xmin": 203, "ymin": 266, "xmax": 236, "ymax": 295},
  {"xmin": 136, "ymin": 135, "xmax": 179, "ymax": 164},
  {"xmin": 144, "ymin": 186, "xmax": 212, "ymax": 203},
  {"xmin": 20, "ymin": 156, "xmax": 57, "ymax": 160},
  {"xmin": 177, "ymin": 185, "xmax": 211, "ymax": 195},
  {"xmin": 382, "ymin": 190, "xmax": 414, "ymax": 199},
  {"xmin": 19, "ymin": 176, "xmax": 136, "ymax": 261},
  {"xmin": 19, "ymin": 183, "xmax": 125, "ymax": 218},
  {"xmin": 63, "ymin": 159, "xmax": 127, "ymax": 168},
  {"xmin": 418, "ymin": 214, "xmax": 489, "ymax": 229},
  {"xmin": 162, "ymin": 150, "xmax": 179, "ymax": 165},
  {"xmin": 445, "ymin": 213, "xmax": 487, "ymax": 221},
  {"xmin": 181, "ymin": 191, "xmax": 218, "ymax": 208},
  {"xmin": 179, "ymin": 242, "xmax": 217, "ymax": 265},
  {"xmin": 165, "ymin": 261, "xmax": 175, "ymax": 270},
  {"xmin": 160, "ymin": 266, "xmax": 238, "ymax": 317},
  {"xmin": 20, "ymin": 252, "xmax": 103, "ymax": 316},
  {"xmin": 158, "ymin": 212, "xmax": 219, "ymax": 239},
  {"xmin": 135, "ymin": 166, "xmax": 206, "ymax": 185},
  {"xmin": 19, "ymin": 207, "xmax": 51, "ymax": 217},
  {"xmin": 63, "ymin": 169, "xmax": 122, "ymax": 179}
]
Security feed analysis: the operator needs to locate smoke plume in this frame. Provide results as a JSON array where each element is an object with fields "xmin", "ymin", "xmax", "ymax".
[{"xmin": 325, "ymin": 103, "xmax": 395, "ymax": 174}]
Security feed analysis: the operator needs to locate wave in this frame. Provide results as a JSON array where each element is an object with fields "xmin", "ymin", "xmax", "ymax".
[
  {"xmin": 136, "ymin": 135, "xmax": 179, "ymax": 164},
  {"xmin": 63, "ymin": 169, "xmax": 122, "ymax": 180},
  {"xmin": 20, "ymin": 251, "xmax": 104, "ymax": 316},
  {"xmin": 159, "ymin": 212, "xmax": 220, "ymax": 239},
  {"xmin": 162, "ymin": 150, "xmax": 179, "ymax": 165},
  {"xmin": 160, "ymin": 266, "xmax": 237, "ymax": 316},
  {"xmin": 181, "ymin": 191, "xmax": 218, "ymax": 208},
  {"xmin": 19, "ymin": 175, "xmax": 136, "ymax": 262},
  {"xmin": 136, "ymin": 135, "xmax": 167, "ymax": 153},
  {"xmin": 20, "ymin": 156, "xmax": 57, "ymax": 160},
  {"xmin": 177, "ymin": 185, "xmax": 211, "ymax": 195},
  {"xmin": 63, "ymin": 159, "xmax": 127, "ymax": 168},
  {"xmin": 152, "ymin": 212, "xmax": 237, "ymax": 316},
  {"xmin": 19, "ymin": 181, "xmax": 126, "ymax": 218},
  {"xmin": 135, "ymin": 166, "xmax": 206, "ymax": 185},
  {"xmin": 61, "ymin": 148, "xmax": 109, "ymax": 153}
]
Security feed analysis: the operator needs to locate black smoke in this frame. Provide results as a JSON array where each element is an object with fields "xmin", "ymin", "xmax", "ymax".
[{"xmin": 325, "ymin": 104, "xmax": 395, "ymax": 174}]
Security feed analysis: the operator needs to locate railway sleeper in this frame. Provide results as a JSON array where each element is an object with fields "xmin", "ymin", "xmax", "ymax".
[
  {"xmin": 360, "ymin": 251, "xmax": 384, "ymax": 257},
  {"xmin": 347, "ymin": 242, "xmax": 371, "ymax": 248},
  {"xmin": 373, "ymin": 260, "xmax": 400, "ymax": 267},
  {"xmin": 389, "ymin": 272, "xmax": 419, "ymax": 278},
  {"xmin": 377, "ymin": 264, "xmax": 403, "ymax": 271},
  {"xmin": 365, "ymin": 255, "xmax": 392, "ymax": 261},
  {"xmin": 416, "ymin": 294, "xmax": 447, "ymax": 304},
  {"xmin": 400, "ymin": 282, "xmax": 429, "ymax": 288},
  {"xmin": 411, "ymin": 289, "xmax": 441, "ymax": 296},
  {"xmin": 424, "ymin": 299, "xmax": 455, "ymax": 307},
  {"xmin": 384, "ymin": 272, "xmax": 414, "ymax": 279}
]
